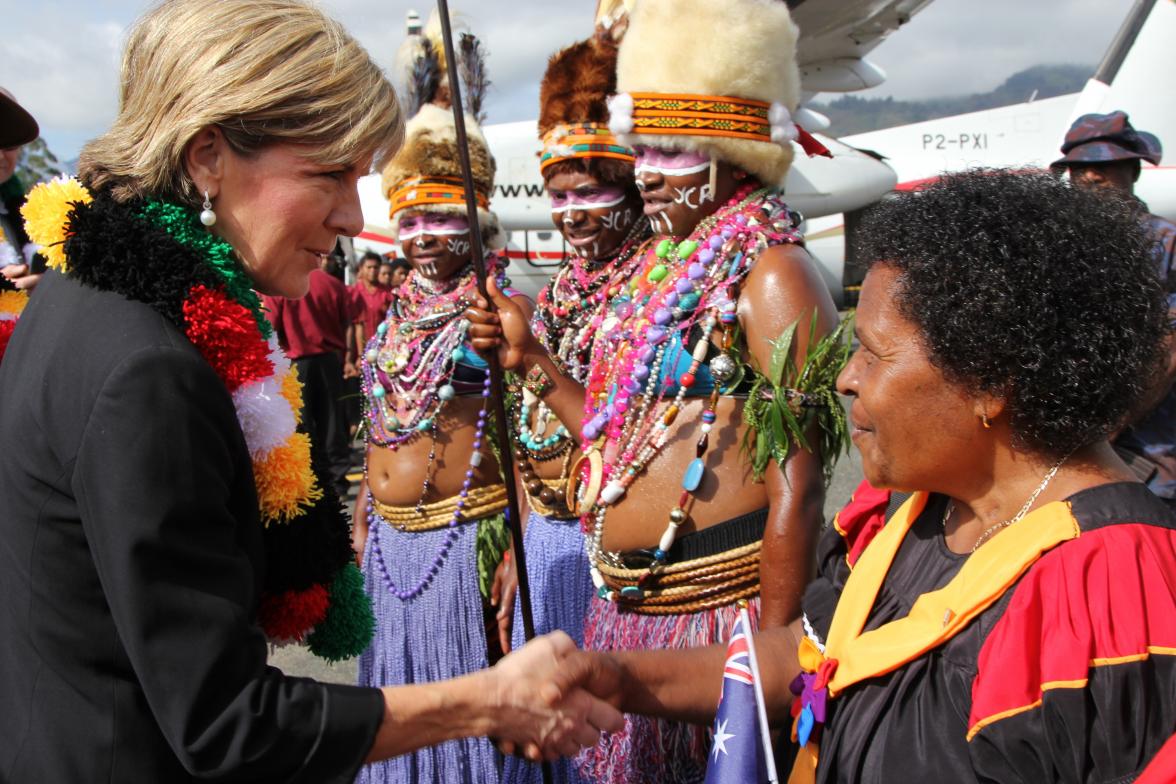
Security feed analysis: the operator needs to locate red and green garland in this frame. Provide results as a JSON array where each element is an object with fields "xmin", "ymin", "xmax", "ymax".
[{"xmin": 22, "ymin": 177, "xmax": 373, "ymax": 661}]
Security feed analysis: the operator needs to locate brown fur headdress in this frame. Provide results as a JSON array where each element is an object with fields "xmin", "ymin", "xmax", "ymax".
[
  {"xmin": 537, "ymin": 36, "xmax": 635, "ymax": 178},
  {"xmin": 538, "ymin": 37, "xmax": 620, "ymax": 138}
]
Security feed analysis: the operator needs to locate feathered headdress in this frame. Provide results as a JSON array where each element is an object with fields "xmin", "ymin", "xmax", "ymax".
[
  {"xmin": 608, "ymin": 0, "xmax": 802, "ymax": 187},
  {"xmin": 395, "ymin": 10, "xmax": 491, "ymax": 123}
]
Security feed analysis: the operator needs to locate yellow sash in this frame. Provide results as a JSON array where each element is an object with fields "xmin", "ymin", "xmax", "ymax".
[{"xmin": 789, "ymin": 493, "xmax": 1081, "ymax": 782}]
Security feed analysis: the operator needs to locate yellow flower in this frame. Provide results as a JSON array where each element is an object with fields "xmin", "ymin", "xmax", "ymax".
[
  {"xmin": 21, "ymin": 177, "xmax": 93, "ymax": 271},
  {"xmin": 0, "ymin": 290, "xmax": 28, "ymax": 317},
  {"xmin": 255, "ymin": 432, "xmax": 322, "ymax": 525}
]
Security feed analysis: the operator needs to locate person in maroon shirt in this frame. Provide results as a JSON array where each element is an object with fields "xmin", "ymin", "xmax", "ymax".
[
  {"xmin": 350, "ymin": 250, "xmax": 393, "ymax": 350},
  {"xmin": 264, "ymin": 260, "xmax": 359, "ymax": 496}
]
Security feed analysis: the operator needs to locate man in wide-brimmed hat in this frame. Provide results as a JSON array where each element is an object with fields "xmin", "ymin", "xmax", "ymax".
[
  {"xmin": 0, "ymin": 88, "xmax": 41, "ymax": 292},
  {"xmin": 1054, "ymin": 110, "xmax": 1176, "ymax": 506}
]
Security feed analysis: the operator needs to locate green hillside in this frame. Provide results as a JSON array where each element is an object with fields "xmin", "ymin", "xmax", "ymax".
[{"xmin": 812, "ymin": 64, "xmax": 1091, "ymax": 137}]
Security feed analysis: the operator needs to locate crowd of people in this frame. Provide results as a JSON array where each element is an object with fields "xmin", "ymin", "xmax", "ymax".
[{"xmin": 0, "ymin": 0, "xmax": 1173, "ymax": 783}]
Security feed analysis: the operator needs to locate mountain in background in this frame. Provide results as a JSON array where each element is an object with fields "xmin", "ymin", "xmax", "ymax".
[{"xmin": 812, "ymin": 64, "xmax": 1091, "ymax": 137}]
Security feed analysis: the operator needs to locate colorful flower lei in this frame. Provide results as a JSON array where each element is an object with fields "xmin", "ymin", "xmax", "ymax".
[{"xmin": 22, "ymin": 177, "xmax": 373, "ymax": 661}]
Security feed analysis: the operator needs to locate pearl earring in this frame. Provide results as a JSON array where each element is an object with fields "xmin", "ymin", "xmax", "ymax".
[{"xmin": 200, "ymin": 191, "xmax": 217, "ymax": 226}]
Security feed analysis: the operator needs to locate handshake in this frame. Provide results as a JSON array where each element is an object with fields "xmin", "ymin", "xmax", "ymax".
[{"xmin": 365, "ymin": 632, "xmax": 625, "ymax": 764}]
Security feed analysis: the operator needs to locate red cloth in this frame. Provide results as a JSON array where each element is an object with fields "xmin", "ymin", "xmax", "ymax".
[
  {"xmin": 262, "ymin": 270, "xmax": 355, "ymax": 359},
  {"xmin": 349, "ymin": 282, "xmax": 393, "ymax": 344}
]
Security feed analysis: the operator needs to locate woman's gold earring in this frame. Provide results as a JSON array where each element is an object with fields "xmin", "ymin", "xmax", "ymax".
[{"xmin": 981, "ymin": 414, "xmax": 991, "ymax": 429}]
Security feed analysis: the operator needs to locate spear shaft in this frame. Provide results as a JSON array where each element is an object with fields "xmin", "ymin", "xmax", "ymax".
[{"xmin": 431, "ymin": 3, "xmax": 553, "ymax": 782}]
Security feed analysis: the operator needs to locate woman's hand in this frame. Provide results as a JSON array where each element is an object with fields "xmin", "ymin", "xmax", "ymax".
[
  {"xmin": 486, "ymin": 632, "xmax": 624, "ymax": 761},
  {"xmin": 2, "ymin": 263, "xmax": 42, "ymax": 291},
  {"xmin": 465, "ymin": 276, "xmax": 537, "ymax": 370},
  {"xmin": 490, "ymin": 550, "xmax": 518, "ymax": 653}
]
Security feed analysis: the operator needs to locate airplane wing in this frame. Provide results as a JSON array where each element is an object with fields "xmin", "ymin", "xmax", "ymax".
[
  {"xmin": 595, "ymin": 0, "xmax": 939, "ymax": 105},
  {"xmin": 791, "ymin": 0, "xmax": 938, "ymax": 99}
]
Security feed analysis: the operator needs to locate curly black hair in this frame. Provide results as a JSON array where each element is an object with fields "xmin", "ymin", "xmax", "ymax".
[{"xmin": 855, "ymin": 168, "xmax": 1170, "ymax": 458}]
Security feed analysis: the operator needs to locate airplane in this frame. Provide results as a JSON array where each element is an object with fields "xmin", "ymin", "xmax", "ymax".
[
  {"xmin": 802, "ymin": 0, "xmax": 1176, "ymax": 302},
  {"xmin": 355, "ymin": 0, "xmax": 942, "ymax": 301}
]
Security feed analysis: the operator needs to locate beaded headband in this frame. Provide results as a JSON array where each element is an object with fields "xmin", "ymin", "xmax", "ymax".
[
  {"xmin": 388, "ymin": 176, "xmax": 489, "ymax": 219},
  {"xmin": 539, "ymin": 123, "xmax": 636, "ymax": 173},
  {"xmin": 622, "ymin": 92, "xmax": 773, "ymax": 142}
]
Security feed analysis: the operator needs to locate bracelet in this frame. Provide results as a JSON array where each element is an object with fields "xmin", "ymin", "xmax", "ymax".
[{"xmin": 522, "ymin": 364, "xmax": 554, "ymax": 401}]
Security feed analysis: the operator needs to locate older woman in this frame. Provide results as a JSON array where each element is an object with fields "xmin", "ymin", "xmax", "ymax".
[
  {"xmin": 0, "ymin": 1, "xmax": 619, "ymax": 781},
  {"xmin": 470, "ymin": 1, "xmax": 847, "ymax": 780},
  {"xmin": 554, "ymin": 169, "xmax": 1176, "ymax": 783}
]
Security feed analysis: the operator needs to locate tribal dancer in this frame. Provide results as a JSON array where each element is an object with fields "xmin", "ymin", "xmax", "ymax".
[
  {"xmin": 467, "ymin": 1, "xmax": 850, "ymax": 780},
  {"xmin": 353, "ymin": 23, "xmax": 524, "ymax": 783},
  {"xmin": 501, "ymin": 34, "xmax": 648, "ymax": 784}
]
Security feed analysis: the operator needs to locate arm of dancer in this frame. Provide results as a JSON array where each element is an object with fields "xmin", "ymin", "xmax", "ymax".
[
  {"xmin": 739, "ymin": 243, "xmax": 840, "ymax": 627},
  {"xmin": 366, "ymin": 631, "xmax": 624, "ymax": 763},
  {"xmin": 551, "ymin": 621, "xmax": 805, "ymax": 726},
  {"xmin": 466, "ymin": 275, "xmax": 589, "ymax": 436}
]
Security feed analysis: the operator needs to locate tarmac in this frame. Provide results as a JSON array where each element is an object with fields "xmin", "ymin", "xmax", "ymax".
[{"xmin": 267, "ymin": 419, "xmax": 865, "ymax": 685}]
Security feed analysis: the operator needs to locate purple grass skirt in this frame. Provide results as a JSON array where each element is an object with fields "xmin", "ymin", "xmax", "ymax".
[
  {"xmin": 575, "ymin": 595, "xmax": 761, "ymax": 784},
  {"xmin": 502, "ymin": 512, "xmax": 594, "ymax": 784},
  {"xmin": 356, "ymin": 517, "xmax": 501, "ymax": 783}
]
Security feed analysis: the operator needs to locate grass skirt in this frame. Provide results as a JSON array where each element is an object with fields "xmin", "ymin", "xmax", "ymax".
[
  {"xmin": 575, "ymin": 595, "xmax": 760, "ymax": 784},
  {"xmin": 502, "ymin": 511, "xmax": 594, "ymax": 784},
  {"xmin": 356, "ymin": 517, "xmax": 501, "ymax": 783}
]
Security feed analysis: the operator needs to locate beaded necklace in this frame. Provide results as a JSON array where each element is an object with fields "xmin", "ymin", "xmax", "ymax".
[
  {"xmin": 515, "ymin": 218, "xmax": 651, "ymax": 511},
  {"xmin": 360, "ymin": 257, "xmax": 507, "ymax": 601},
  {"xmin": 574, "ymin": 185, "xmax": 803, "ymax": 602},
  {"xmin": 360, "ymin": 258, "xmax": 505, "ymax": 447}
]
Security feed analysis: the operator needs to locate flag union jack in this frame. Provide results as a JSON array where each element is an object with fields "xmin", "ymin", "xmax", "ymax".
[{"xmin": 704, "ymin": 615, "xmax": 770, "ymax": 784}]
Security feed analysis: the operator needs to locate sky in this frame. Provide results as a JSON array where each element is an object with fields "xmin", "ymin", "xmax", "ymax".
[{"xmin": 3, "ymin": 0, "xmax": 1132, "ymax": 163}]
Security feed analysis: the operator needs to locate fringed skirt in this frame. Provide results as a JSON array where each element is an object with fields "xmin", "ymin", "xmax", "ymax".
[
  {"xmin": 575, "ymin": 596, "xmax": 761, "ymax": 784},
  {"xmin": 356, "ymin": 517, "xmax": 501, "ymax": 783},
  {"xmin": 502, "ymin": 512, "xmax": 595, "ymax": 784}
]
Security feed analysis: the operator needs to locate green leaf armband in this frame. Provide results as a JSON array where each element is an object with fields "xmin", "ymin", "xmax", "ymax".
[{"xmin": 741, "ymin": 311, "xmax": 853, "ymax": 483}]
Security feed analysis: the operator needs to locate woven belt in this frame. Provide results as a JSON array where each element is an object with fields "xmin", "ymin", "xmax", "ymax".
[
  {"xmin": 372, "ymin": 484, "xmax": 507, "ymax": 532},
  {"xmin": 525, "ymin": 477, "xmax": 578, "ymax": 520},
  {"xmin": 596, "ymin": 541, "xmax": 761, "ymax": 615}
]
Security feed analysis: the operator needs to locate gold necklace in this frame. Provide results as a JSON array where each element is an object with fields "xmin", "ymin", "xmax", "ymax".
[{"xmin": 942, "ymin": 454, "xmax": 1069, "ymax": 553}]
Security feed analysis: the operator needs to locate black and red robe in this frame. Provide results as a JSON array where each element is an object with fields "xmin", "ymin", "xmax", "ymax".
[{"xmin": 800, "ymin": 480, "xmax": 1176, "ymax": 783}]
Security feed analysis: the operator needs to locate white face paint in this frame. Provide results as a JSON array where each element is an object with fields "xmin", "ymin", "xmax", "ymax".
[
  {"xmin": 671, "ymin": 185, "xmax": 715, "ymax": 211},
  {"xmin": 634, "ymin": 159, "xmax": 712, "ymax": 178},
  {"xmin": 646, "ymin": 209, "xmax": 675, "ymax": 235},
  {"xmin": 599, "ymin": 208, "xmax": 633, "ymax": 231},
  {"xmin": 446, "ymin": 238, "xmax": 471, "ymax": 257},
  {"xmin": 399, "ymin": 225, "xmax": 470, "ymax": 240},
  {"xmin": 548, "ymin": 191, "xmax": 628, "ymax": 214}
]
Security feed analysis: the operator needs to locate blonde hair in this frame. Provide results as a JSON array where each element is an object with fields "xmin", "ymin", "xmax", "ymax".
[{"xmin": 79, "ymin": 0, "xmax": 403, "ymax": 205}]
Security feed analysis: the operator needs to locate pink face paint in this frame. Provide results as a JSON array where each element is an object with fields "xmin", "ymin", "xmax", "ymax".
[
  {"xmin": 398, "ymin": 212, "xmax": 471, "ymax": 241},
  {"xmin": 548, "ymin": 184, "xmax": 628, "ymax": 213},
  {"xmin": 634, "ymin": 145, "xmax": 711, "ymax": 177}
]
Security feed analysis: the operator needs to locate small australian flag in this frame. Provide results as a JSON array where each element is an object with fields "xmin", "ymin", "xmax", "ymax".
[{"xmin": 704, "ymin": 614, "xmax": 771, "ymax": 784}]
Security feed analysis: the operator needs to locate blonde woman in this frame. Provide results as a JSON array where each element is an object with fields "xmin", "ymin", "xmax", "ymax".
[{"xmin": 0, "ymin": 1, "xmax": 619, "ymax": 781}]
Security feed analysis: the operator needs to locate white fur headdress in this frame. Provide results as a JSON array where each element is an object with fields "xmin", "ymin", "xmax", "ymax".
[
  {"xmin": 609, "ymin": 0, "xmax": 801, "ymax": 187},
  {"xmin": 381, "ymin": 103, "xmax": 505, "ymax": 249}
]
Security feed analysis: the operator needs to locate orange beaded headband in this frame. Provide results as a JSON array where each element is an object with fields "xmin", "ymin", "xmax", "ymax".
[
  {"xmin": 388, "ymin": 176, "xmax": 489, "ymax": 218},
  {"xmin": 540, "ymin": 123, "xmax": 636, "ymax": 173},
  {"xmin": 626, "ymin": 92, "xmax": 771, "ymax": 142}
]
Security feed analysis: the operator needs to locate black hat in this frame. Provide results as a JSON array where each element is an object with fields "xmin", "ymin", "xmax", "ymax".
[{"xmin": 0, "ymin": 88, "xmax": 39, "ymax": 149}]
